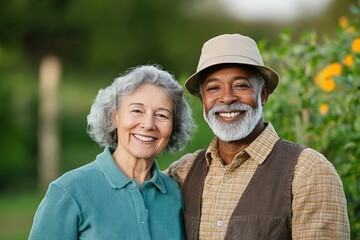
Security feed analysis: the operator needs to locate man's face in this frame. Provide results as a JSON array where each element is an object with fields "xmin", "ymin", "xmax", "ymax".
[{"xmin": 201, "ymin": 66, "xmax": 265, "ymax": 142}]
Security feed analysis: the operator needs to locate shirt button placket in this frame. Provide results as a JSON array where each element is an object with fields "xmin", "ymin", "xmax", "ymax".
[{"xmin": 131, "ymin": 181, "xmax": 151, "ymax": 240}]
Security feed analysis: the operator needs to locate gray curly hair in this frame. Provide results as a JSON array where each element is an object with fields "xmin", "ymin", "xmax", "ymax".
[{"xmin": 87, "ymin": 65, "xmax": 194, "ymax": 152}]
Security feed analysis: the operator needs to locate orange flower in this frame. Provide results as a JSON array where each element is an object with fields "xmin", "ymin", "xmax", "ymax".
[
  {"xmin": 314, "ymin": 71, "xmax": 327, "ymax": 85},
  {"xmin": 314, "ymin": 62, "xmax": 341, "ymax": 93},
  {"xmin": 339, "ymin": 16, "xmax": 348, "ymax": 29},
  {"xmin": 319, "ymin": 103, "xmax": 329, "ymax": 115},
  {"xmin": 322, "ymin": 62, "xmax": 342, "ymax": 76},
  {"xmin": 343, "ymin": 55, "xmax": 353, "ymax": 67},
  {"xmin": 315, "ymin": 72, "xmax": 336, "ymax": 93},
  {"xmin": 315, "ymin": 63, "xmax": 342, "ymax": 93},
  {"xmin": 319, "ymin": 78, "xmax": 336, "ymax": 93},
  {"xmin": 352, "ymin": 38, "xmax": 360, "ymax": 52}
]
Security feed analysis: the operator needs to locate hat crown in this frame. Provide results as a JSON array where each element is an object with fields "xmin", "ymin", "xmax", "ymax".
[
  {"xmin": 185, "ymin": 33, "xmax": 279, "ymax": 97},
  {"xmin": 198, "ymin": 34, "xmax": 264, "ymax": 71}
]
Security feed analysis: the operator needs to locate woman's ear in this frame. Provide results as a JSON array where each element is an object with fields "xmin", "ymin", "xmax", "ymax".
[{"xmin": 111, "ymin": 111, "xmax": 118, "ymax": 125}]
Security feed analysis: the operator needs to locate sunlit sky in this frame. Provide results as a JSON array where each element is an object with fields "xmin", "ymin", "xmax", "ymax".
[{"xmin": 220, "ymin": 0, "xmax": 333, "ymax": 22}]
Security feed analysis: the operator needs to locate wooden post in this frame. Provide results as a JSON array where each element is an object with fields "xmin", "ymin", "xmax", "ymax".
[{"xmin": 38, "ymin": 55, "xmax": 61, "ymax": 191}]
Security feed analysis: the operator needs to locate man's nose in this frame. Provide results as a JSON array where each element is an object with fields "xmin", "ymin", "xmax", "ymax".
[{"xmin": 220, "ymin": 88, "xmax": 237, "ymax": 105}]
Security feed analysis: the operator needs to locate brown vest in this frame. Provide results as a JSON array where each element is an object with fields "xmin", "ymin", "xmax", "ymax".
[{"xmin": 182, "ymin": 138, "xmax": 305, "ymax": 240}]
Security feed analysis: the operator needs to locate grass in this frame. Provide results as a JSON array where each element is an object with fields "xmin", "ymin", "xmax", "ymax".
[{"xmin": 0, "ymin": 191, "xmax": 43, "ymax": 240}]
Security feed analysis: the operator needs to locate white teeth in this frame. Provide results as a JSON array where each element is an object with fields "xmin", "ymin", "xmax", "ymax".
[
  {"xmin": 133, "ymin": 134, "xmax": 155, "ymax": 142},
  {"xmin": 219, "ymin": 112, "xmax": 240, "ymax": 118}
]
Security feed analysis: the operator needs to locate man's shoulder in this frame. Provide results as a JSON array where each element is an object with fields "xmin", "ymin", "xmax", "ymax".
[
  {"xmin": 294, "ymin": 146, "xmax": 340, "ymax": 181},
  {"xmin": 175, "ymin": 148, "xmax": 206, "ymax": 169},
  {"xmin": 165, "ymin": 149, "xmax": 205, "ymax": 186},
  {"xmin": 278, "ymin": 138, "xmax": 332, "ymax": 170},
  {"xmin": 298, "ymin": 147, "xmax": 333, "ymax": 168},
  {"xmin": 179, "ymin": 149, "xmax": 205, "ymax": 161}
]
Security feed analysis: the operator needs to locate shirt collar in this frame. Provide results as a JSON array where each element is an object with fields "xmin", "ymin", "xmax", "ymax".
[
  {"xmin": 245, "ymin": 122, "xmax": 279, "ymax": 165},
  {"xmin": 95, "ymin": 147, "xmax": 166, "ymax": 193},
  {"xmin": 205, "ymin": 122, "xmax": 279, "ymax": 167}
]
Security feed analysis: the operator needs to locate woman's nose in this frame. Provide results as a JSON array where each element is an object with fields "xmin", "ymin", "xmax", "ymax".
[{"xmin": 141, "ymin": 114, "xmax": 156, "ymax": 130}]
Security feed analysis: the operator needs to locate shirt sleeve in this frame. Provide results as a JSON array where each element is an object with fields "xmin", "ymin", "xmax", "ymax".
[
  {"xmin": 164, "ymin": 150, "xmax": 202, "ymax": 186},
  {"xmin": 292, "ymin": 148, "xmax": 350, "ymax": 239},
  {"xmin": 29, "ymin": 182, "xmax": 81, "ymax": 240}
]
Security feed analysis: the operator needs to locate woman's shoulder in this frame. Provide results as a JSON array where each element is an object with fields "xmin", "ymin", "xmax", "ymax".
[
  {"xmin": 158, "ymin": 171, "xmax": 178, "ymax": 185},
  {"xmin": 156, "ymin": 172, "xmax": 183, "ymax": 202},
  {"xmin": 53, "ymin": 161, "xmax": 99, "ymax": 190}
]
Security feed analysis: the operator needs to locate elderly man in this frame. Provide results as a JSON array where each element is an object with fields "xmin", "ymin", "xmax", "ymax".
[{"xmin": 167, "ymin": 34, "xmax": 349, "ymax": 239}]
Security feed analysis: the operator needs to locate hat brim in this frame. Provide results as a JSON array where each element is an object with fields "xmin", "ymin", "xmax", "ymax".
[{"xmin": 185, "ymin": 59, "xmax": 279, "ymax": 97}]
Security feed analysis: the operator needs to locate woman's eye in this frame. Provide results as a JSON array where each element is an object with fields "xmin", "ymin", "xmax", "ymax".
[
  {"xmin": 156, "ymin": 113, "xmax": 169, "ymax": 119},
  {"xmin": 131, "ymin": 109, "xmax": 142, "ymax": 113}
]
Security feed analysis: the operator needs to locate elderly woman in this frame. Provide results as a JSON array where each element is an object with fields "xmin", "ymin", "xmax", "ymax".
[{"xmin": 29, "ymin": 65, "xmax": 193, "ymax": 239}]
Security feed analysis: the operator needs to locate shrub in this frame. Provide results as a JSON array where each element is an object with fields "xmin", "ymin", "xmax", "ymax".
[{"xmin": 262, "ymin": 3, "xmax": 360, "ymax": 237}]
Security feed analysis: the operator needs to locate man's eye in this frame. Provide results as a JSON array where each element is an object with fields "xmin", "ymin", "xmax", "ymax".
[
  {"xmin": 235, "ymin": 84, "xmax": 249, "ymax": 88},
  {"xmin": 207, "ymin": 86, "xmax": 219, "ymax": 91}
]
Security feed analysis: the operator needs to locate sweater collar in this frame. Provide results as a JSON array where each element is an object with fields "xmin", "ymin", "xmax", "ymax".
[{"xmin": 95, "ymin": 147, "xmax": 166, "ymax": 193}]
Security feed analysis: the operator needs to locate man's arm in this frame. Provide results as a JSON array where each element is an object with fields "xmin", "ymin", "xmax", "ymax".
[{"xmin": 292, "ymin": 148, "xmax": 350, "ymax": 239}]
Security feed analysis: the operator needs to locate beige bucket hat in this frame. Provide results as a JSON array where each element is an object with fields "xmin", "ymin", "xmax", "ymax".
[{"xmin": 185, "ymin": 34, "xmax": 279, "ymax": 97}]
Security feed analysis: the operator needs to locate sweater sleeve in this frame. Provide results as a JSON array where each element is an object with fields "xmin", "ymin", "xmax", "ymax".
[{"xmin": 29, "ymin": 182, "xmax": 81, "ymax": 240}]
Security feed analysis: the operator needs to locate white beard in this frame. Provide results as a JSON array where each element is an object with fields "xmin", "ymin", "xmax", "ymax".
[{"xmin": 204, "ymin": 97, "xmax": 263, "ymax": 142}]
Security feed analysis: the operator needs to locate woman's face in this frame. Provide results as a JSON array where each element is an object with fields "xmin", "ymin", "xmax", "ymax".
[{"xmin": 112, "ymin": 84, "xmax": 173, "ymax": 161}]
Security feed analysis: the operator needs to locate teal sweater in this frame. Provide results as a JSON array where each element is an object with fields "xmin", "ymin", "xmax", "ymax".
[{"xmin": 29, "ymin": 147, "xmax": 185, "ymax": 240}]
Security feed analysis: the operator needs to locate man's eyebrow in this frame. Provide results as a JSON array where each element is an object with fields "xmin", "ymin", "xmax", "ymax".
[
  {"xmin": 234, "ymin": 76, "xmax": 249, "ymax": 80},
  {"xmin": 202, "ymin": 78, "xmax": 219, "ymax": 85},
  {"xmin": 203, "ymin": 76, "xmax": 249, "ymax": 84}
]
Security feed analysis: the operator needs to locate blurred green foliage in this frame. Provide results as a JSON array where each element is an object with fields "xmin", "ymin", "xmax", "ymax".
[
  {"xmin": 260, "ymin": 5, "xmax": 360, "ymax": 237},
  {"xmin": 0, "ymin": 192, "xmax": 43, "ymax": 239},
  {"xmin": 0, "ymin": 0, "xmax": 359, "ymax": 239}
]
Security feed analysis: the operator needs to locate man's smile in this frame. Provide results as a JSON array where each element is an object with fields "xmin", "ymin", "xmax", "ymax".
[{"xmin": 217, "ymin": 111, "xmax": 245, "ymax": 118}]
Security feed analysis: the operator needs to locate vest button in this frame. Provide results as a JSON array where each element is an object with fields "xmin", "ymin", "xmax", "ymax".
[{"xmin": 216, "ymin": 220, "xmax": 223, "ymax": 227}]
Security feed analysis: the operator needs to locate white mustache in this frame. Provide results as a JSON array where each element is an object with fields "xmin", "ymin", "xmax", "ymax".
[
  {"xmin": 204, "ymin": 100, "xmax": 262, "ymax": 142},
  {"xmin": 209, "ymin": 103, "xmax": 252, "ymax": 115}
]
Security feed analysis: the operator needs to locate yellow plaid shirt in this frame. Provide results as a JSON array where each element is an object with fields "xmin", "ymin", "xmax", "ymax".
[{"xmin": 166, "ymin": 123, "xmax": 350, "ymax": 239}]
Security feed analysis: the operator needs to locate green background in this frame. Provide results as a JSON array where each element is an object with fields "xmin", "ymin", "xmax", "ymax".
[{"xmin": 0, "ymin": 0, "xmax": 359, "ymax": 238}]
